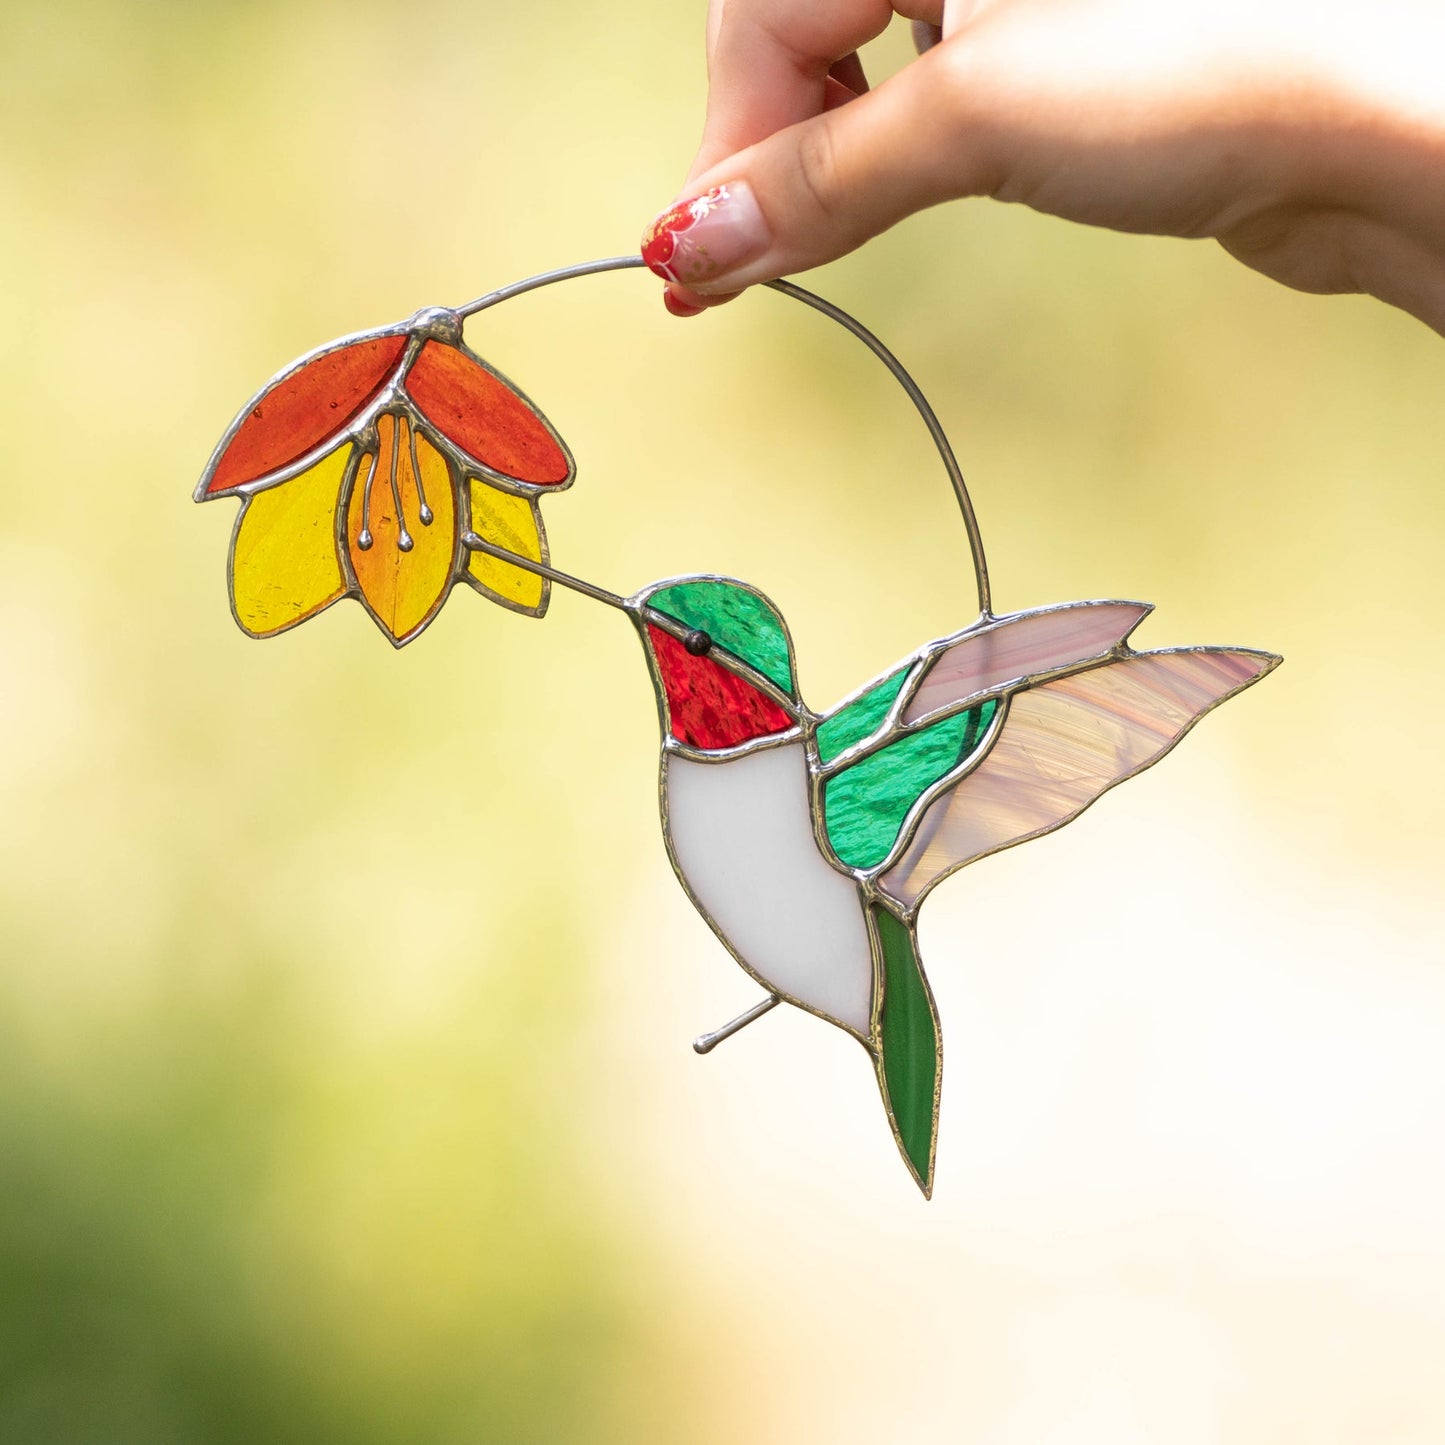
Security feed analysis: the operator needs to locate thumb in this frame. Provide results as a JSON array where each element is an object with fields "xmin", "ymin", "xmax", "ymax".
[{"xmin": 642, "ymin": 46, "xmax": 988, "ymax": 298}]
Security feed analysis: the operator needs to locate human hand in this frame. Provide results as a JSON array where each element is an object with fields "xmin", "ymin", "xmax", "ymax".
[{"xmin": 641, "ymin": 1, "xmax": 1445, "ymax": 334}]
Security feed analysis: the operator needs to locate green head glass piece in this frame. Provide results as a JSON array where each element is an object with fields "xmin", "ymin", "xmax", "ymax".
[{"xmin": 637, "ymin": 576, "xmax": 799, "ymax": 698}]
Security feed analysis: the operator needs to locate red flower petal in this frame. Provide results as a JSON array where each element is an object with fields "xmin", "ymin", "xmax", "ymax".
[
  {"xmin": 203, "ymin": 333, "xmax": 408, "ymax": 496},
  {"xmin": 407, "ymin": 340, "xmax": 571, "ymax": 486}
]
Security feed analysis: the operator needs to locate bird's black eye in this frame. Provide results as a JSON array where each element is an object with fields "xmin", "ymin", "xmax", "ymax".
[{"xmin": 683, "ymin": 629, "xmax": 713, "ymax": 656}]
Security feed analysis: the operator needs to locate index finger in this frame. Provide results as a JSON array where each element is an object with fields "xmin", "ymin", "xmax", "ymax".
[{"xmin": 688, "ymin": 0, "xmax": 898, "ymax": 181}]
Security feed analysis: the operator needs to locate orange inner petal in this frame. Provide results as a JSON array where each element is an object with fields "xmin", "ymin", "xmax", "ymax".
[{"xmin": 345, "ymin": 415, "xmax": 456, "ymax": 643}]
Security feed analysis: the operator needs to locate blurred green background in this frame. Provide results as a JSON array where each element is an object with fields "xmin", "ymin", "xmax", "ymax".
[{"xmin": 2, "ymin": 2, "xmax": 1444, "ymax": 1441}]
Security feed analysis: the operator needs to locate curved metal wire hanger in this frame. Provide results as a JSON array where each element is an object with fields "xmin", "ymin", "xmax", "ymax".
[{"xmin": 455, "ymin": 255, "xmax": 992, "ymax": 619}]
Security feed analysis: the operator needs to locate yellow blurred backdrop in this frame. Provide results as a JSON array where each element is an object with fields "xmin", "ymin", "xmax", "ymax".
[{"xmin": 1, "ymin": 2, "xmax": 1443, "ymax": 1440}]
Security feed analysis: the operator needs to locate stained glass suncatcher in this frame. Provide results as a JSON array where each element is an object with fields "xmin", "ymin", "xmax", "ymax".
[{"xmin": 196, "ymin": 257, "xmax": 1280, "ymax": 1197}]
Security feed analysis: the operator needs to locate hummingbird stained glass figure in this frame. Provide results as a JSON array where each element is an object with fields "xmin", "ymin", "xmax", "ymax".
[{"xmin": 197, "ymin": 257, "xmax": 1280, "ymax": 1197}]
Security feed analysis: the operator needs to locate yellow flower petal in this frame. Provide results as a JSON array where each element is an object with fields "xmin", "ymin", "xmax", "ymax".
[
  {"xmin": 345, "ymin": 416, "xmax": 457, "ymax": 644},
  {"xmin": 230, "ymin": 445, "xmax": 350, "ymax": 636},
  {"xmin": 465, "ymin": 481, "xmax": 546, "ymax": 615}
]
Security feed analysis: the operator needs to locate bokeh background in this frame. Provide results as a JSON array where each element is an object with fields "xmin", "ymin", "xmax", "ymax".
[{"xmin": 2, "ymin": 3, "xmax": 1443, "ymax": 1440}]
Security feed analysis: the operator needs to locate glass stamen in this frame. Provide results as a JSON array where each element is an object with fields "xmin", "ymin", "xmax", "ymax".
[
  {"xmin": 357, "ymin": 449, "xmax": 378, "ymax": 550},
  {"xmin": 408, "ymin": 417, "xmax": 434, "ymax": 525},
  {"xmin": 390, "ymin": 415, "xmax": 413, "ymax": 552}
]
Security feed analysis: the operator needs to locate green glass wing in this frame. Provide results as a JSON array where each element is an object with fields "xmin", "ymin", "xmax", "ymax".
[
  {"xmin": 815, "ymin": 666, "xmax": 910, "ymax": 764},
  {"xmin": 823, "ymin": 699, "xmax": 997, "ymax": 871}
]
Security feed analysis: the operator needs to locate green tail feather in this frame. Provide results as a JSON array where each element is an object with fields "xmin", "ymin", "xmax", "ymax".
[{"xmin": 871, "ymin": 903, "xmax": 941, "ymax": 1197}]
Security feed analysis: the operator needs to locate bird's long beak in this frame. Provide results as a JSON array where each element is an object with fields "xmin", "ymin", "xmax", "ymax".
[
  {"xmin": 461, "ymin": 531, "xmax": 632, "ymax": 614},
  {"xmin": 459, "ymin": 532, "xmax": 716, "ymax": 655}
]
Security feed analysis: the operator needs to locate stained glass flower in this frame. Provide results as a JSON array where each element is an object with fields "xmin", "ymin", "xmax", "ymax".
[{"xmin": 195, "ymin": 307, "xmax": 574, "ymax": 645}]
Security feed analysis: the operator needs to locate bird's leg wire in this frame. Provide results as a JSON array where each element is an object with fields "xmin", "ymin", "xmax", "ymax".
[{"xmin": 692, "ymin": 994, "xmax": 782, "ymax": 1055}]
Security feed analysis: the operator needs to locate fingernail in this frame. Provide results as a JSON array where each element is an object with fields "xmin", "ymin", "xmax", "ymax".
[
  {"xmin": 911, "ymin": 20, "xmax": 943, "ymax": 54},
  {"xmin": 641, "ymin": 183, "xmax": 769, "ymax": 290},
  {"xmin": 663, "ymin": 289, "xmax": 706, "ymax": 318}
]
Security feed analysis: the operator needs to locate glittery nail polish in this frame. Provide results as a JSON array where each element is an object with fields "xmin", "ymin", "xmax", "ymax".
[{"xmin": 641, "ymin": 184, "xmax": 769, "ymax": 289}]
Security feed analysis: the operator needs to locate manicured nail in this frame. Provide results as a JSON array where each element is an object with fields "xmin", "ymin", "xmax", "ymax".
[
  {"xmin": 663, "ymin": 290, "xmax": 706, "ymax": 318},
  {"xmin": 641, "ymin": 184, "xmax": 769, "ymax": 290}
]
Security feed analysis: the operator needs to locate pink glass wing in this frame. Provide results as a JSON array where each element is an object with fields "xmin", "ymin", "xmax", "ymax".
[
  {"xmin": 903, "ymin": 602, "xmax": 1149, "ymax": 725},
  {"xmin": 882, "ymin": 649, "xmax": 1276, "ymax": 908}
]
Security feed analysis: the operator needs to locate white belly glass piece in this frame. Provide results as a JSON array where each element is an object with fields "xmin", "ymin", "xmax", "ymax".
[{"xmin": 665, "ymin": 745, "xmax": 875, "ymax": 1038}]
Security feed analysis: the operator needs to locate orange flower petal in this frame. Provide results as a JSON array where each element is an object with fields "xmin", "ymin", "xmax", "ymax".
[
  {"xmin": 345, "ymin": 415, "xmax": 457, "ymax": 644},
  {"xmin": 203, "ymin": 331, "xmax": 407, "ymax": 497},
  {"xmin": 407, "ymin": 340, "xmax": 572, "ymax": 487}
]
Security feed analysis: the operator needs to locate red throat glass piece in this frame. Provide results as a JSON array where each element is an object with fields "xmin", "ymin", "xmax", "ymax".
[
  {"xmin": 208, "ymin": 334, "xmax": 407, "ymax": 494},
  {"xmin": 648, "ymin": 625, "xmax": 793, "ymax": 750},
  {"xmin": 407, "ymin": 341, "xmax": 570, "ymax": 485}
]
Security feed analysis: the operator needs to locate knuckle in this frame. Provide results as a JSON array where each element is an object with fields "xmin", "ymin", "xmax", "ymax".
[{"xmin": 794, "ymin": 120, "xmax": 844, "ymax": 226}]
